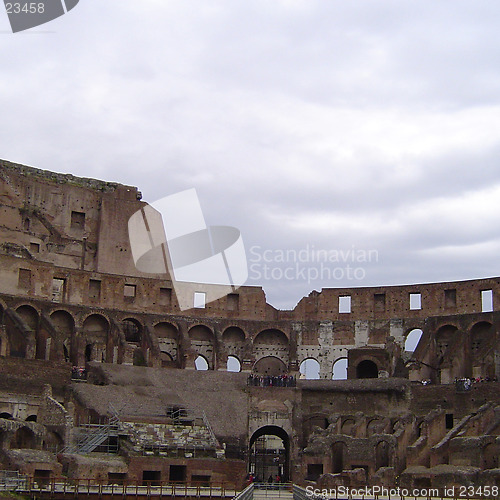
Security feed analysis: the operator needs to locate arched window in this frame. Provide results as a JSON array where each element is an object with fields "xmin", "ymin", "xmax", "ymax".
[
  {"xmin": 195, "ymin": 355, "xmax": 209, "ymax": 371},
  {"xmin": 227, "ymin": 355, "xmax": 241, "ymax": 372},
  {"xmin": 405, "ymin": 329, "xmax": 423, "ymax": 352},
  {"xmin": 332, "ymin": 358, "xmax": 348, "ymax": 380},
  {"xmin": 299, "ymin": 358, "xmax": 320, "ymax": 379}
]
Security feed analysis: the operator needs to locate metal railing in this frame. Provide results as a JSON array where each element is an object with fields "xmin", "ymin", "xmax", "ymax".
[
  {"xmin": 233, "ymin": 483, "xmax": 254, "ymax": 500},
  {"xmin": 0, "ymin": 470, "xmax": 29, "ymax": 491},
  {"xmin": 7, "ymin": 477, "xmax": 240, "ymax": 498}
]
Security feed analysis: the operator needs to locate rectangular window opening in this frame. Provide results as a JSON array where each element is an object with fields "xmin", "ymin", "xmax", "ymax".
[
  {"xmin": 142, "ymin": 470, "xmax": 161, "ymax": 486},
  {"xmin": 227, "ymin": 293, "xmax": 239, "ymax": 311},
  {"xmin": 30, "ymin": 242, "xmax": 40, "ymax": 253},
  {"xmin": 169, "ymin": 465, "xmax": 186, "ymax": 482},
  {"xmin": 159, "ymin": 287, "xmax": 171, "ymax": 305},
  {"xmin": 18, "ymin": 268, "xmax": 32, "ymax": 289},
  {"xmin": 89, "ymin": 279, "xmax": 101, "ymax": 300},
  {"xmin": 194, "ymin": 291, "xmax": 206, "ymax": 309},
  {"xmin": 445, "ymin": 413, "xmax": 454, "ymax": 429},
  {"xmin": 124, "ymin": 284, "xmax": 136, "ymax": 298},
  {"xmin": 481, "ymin": 289, "xmax": 493, "ymax": 312},
  {"xmin": 409, "ymin": 292, "xmax": 422, "ymax": 310},
  {"xmin": 307, "ymin": 464, "xmax": 324, "ymax": 481},
  {"xmin": 51, "ymin": 278, "xmax": 66, "ymax": 302},
  {"xmin": 374, "ymin": 293, "xmax": 386, "ymax": 312},
  {"xmin": 444, "ymin": 289, "xmax": 456, "ymax": 308},
  {"xmin": 339, "ymin": 295, "xmax": 351, "ymax": 314},
  {"xmin": 70, "ymin": 211, "xmax": 85, "ymax": 230}
]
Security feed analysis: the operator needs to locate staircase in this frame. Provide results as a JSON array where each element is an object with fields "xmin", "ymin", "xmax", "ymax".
[{"xmin": 62, "ymin": 407, "xmax": 120, "ymax": 454}]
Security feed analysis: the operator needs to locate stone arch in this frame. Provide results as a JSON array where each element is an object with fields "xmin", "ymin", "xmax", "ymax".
[
  {"xmin": 154, "ymin": 322, "xmax": 179, "ymax": 366},
  {"xmin": 356, "ymin": 359, "xmax": 378, "ymax": 379},
  {"xmin": 375, "ymin": 440, "xmax": 390, "ymax": 469},
  {"xmin": 254, "ymin": 329, "xmax": 289, "ymax": 346},
  {"xmin": 0, "ymin": 412, "xmax": 13, "ymax": 420},
  {"xmin": 249, "ymin": 425, "xmax": 290, "ymax": 482},
  {"xmin": 253, "ymin": 329, "xmax": 289, "ymax": 367},
  {"xmin": 332, "ymin": 440, "xmax": 347, "ymax": 473},
  {"xmin": 50, "ymin": 310, "xmax": 75, "ymax": 361},
  {"xmin": 227, "ymin": 355, "xmax": 241, "ymax": 372},
  {"xmin": 367, "ymin": 418, "xmax": 385, "ymax": 436},
  {"xmin": 253, "ymin": 356, "xmax": 287, "ymax": 376},
  {"xmin": 189, "ymin": 325, "xmax": 214, "ymax": 369},
  {"xmin": 44, "ymin": 430, "xmax": 63, "ymax": 451},
  {"xmin": 122, "ymin": 318, "xmax": 142, "ymax": 343},
  {"xmin": 299, "ymin": 358, "xmax": 320, "ymax": 380},
  {"xmin": 332, "ymin": 358, "xmax": 348, "ymax": 380},
  {"xmin": 222, "ymin": 326, "xmax": 245, "ymax": 343},
  {"xmin": 341, "ymin": 418, "xmax": 355, "ymax": 436},
  {"xmin": 50, "ymin": 310, "xmax": 75, "ymax": 337},
  {"xmin": 16, "ymin": 304, "xmax": 38, "ymax": 331},
  {"xmin": 82, "ymin": 314, "xmax": 109, "ymax": 362},
  {"xmin": 11, "ymin": 426, "xmax": 36, "ymax": 449},
  {"xmin": 405, "ymin": 329, "xmax": 423, "ymax": 352},
  {"xmin": 25, "ymin": 415, "xmax": 37, "ymax": 422}
]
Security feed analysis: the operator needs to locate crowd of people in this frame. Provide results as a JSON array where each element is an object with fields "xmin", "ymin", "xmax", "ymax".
[{"xmin": 247, "ymin": 374, "xmax": 296, "ymax": 387}]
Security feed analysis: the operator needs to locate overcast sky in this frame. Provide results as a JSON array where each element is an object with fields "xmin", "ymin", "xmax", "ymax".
[{"xmin": 1, "ymin": 1, "xmax": 500, "ymax": 309}]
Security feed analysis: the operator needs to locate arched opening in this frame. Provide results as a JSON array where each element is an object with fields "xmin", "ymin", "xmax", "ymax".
[
  {"xmin": 83, "ymin": 314, "xmax": 109, "ymax": 362},
  {"xmin": 222, "ymin": 327, "xmax": 245, "ymax": 343},
  {"xmin": 332, "ymin": 441, "xmax": 347, "ymax": 473},
  {"xmin": 26, "ymin": 415, "xmax": 37, "ymax": 422},
  {"xmin": 43, "ymin": 431, "xmax": 63, "ymax": 452},
  {"xmin": 122, "ymin": 318, "xmax": 142, "ymax": 343},
  {"xmin": 253, "ymin": 356, "xmax": 287, "ymax": 376},
  {"xmin": 254, "ymin": 329, "xmax": 289, "ymax": 346},
  {"xmin": 299, "ymin": 358, "xmax": 320, "ymax": 379},
  {"xmin": 11, "ymin": 426, "xmax": 35, "ymax": 449},
  {"xmin": 50, "ymin": 310, "xmax": 74, "ymax": 337},
  {"xmin": 0, "ymin": 412, "xmax": 13, "ymax": 420},
  {"xmin": 227, "ymin": 355, "xmax": 241, "ymax": 372},
  {"xmin": 332, "ymin": 358, "xmax": 348, "ymax": 380},
  {"xmin": 341, "ymin": 419, "xmax": 355, "ymax": 436},
  {"xmin": 189, "ymin": 325, "xmax": 214, "ymax": 369},
  {"xmin": 154, "ymin": 322, "xmax": 179, "ymax": 366},
  {"xmin": 16, "ymin": 305, "xmax": 38, "ymax": 331},
  {"xmin": 405, "ymin": 329, "xmax": 423, "ymax": 352},
  {"xmin": 356, "ymin": 359, "xmax": 378, "ymax": 379},
  {"xmin": 375, "ymin": 440, "xmax": 390, "ymax": 469},
  {"xmin": 367, "ymin": 418, "xmax": 384, "ymax": 436},
  {"xmin": 195, "ymin": 355, "xmax": 209, "ymax": 371},
  {"xmin": 249, "ymin": 425, "xmax": 290, "ymax": 482}
]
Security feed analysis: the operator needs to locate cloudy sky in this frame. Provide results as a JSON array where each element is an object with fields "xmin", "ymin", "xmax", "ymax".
[{"xmin": 1, "ymin": 0, "xmax": 500, "ymax": 309}]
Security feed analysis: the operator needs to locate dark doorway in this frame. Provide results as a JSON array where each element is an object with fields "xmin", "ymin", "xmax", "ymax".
[
  {"xmin": 249, "ymin": 425, "xmax": 290, "ymax": 482},
  {"xmin": 356, "ymin": 360, "xmax": 378, "ymax": 378},
  {"xmin": 169, "ymin": 465, "xmax": 187, "ymax": 483},
  {"xmin": 306, "ymin": 464, "xmax": 323, "ymax": 481},
  {"xmin": 142, "ymin": 470, "xmax": 161, "ymax": 486}
]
